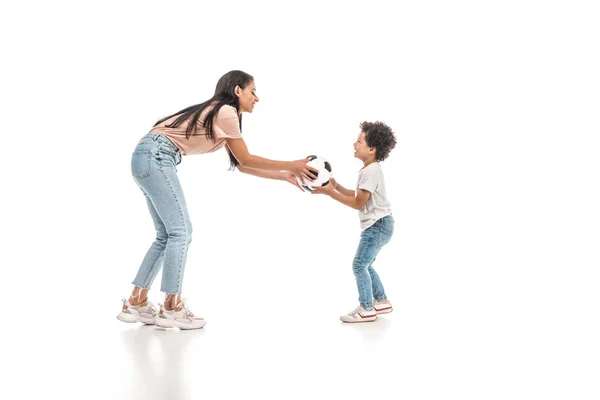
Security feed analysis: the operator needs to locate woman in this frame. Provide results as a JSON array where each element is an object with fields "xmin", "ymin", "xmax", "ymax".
[{"xmin": 117, "ymin": 70, "xmax": 317, "ymax": 329}]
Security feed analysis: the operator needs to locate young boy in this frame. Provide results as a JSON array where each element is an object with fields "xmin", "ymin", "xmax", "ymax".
[{"xmin": 312, "ymin": 121, "xmax": 397, "ymax": 322}]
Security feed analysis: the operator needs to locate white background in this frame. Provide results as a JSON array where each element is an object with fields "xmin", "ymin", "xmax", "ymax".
[{"xmin": 1, "ymin": 1, "xmax": 599, "ymax": 399}]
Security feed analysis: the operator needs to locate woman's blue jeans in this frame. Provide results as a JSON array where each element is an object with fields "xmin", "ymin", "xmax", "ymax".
[{"xmin": 130, "ymin": 133, "xmax": 190, "ymax": 295}]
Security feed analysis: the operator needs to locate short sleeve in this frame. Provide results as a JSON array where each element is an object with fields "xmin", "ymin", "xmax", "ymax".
[
  {"xmin": 358, "ymin": 168, "xmax": 379, "ymax": 193},
  {"xmin": 214, "ymin": 105, "xmax": 242, "ymax": 139}
]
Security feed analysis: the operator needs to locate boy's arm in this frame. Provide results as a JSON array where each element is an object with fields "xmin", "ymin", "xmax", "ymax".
[
  {"xmin": 330, "ymin": 188, "xmax": 371, "ymax": 210},
  {"xmin": 330, "ymin": 178, "xmax": 355, "ymax": 197},
  {"xmin": 312, "ymin": 183, "xmax": 371, "ymax": 210}
]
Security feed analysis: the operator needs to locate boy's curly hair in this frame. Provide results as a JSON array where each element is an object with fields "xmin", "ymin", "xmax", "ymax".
[{"xmin": 360, "ymin": 121, "xmax": 397, "ymax": 161}]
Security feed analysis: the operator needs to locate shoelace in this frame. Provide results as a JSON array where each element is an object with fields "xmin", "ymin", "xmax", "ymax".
[
  {"xmin": 146, "ymin": 301, "xmax": 158, "ymax": 314},
  {"xmin": 349, "ymin": 306, "xmax": 362, "ymax": 315},
  {"xmin": 175, "ymin": 299, "xmax": 195, "ymax": 321}
]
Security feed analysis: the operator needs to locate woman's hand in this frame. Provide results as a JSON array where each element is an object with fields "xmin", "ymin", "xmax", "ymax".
[
  {"xmin": 282, "ymin": 172, "xmax": 304, "ymax": 191},
  {"xmin": 289, "ymin": 158, "xmax": 319, "ymax": 184}
]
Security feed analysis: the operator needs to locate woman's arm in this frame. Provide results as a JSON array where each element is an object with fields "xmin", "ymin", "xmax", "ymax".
[
  {"xmin": 237, "ymin": 165, "xmax": 303, "ymax": 191},
  {"xmin": 226, "ymin": 137, "xmax": 288, "ymax": 170},
  {"xmin": 225, "ymin": 137, "xmax": 318, "ymax": 182},
  {"xmin": 237, "ymin": 165, "xmax": 286, "ymax": 180}
]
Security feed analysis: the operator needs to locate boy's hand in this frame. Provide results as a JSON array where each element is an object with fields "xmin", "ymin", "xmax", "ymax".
[
  {"xmin": 311, "ymin": 181, "xmax": 335, "ymax": 196},
  {"xmin": 329, "ymin": 177, "xmax": 339, "ymax": 191}
]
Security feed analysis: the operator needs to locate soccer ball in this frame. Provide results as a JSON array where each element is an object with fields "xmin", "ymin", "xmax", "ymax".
[{"xmin": 296, "ymin": 155, "xmax": 332, "ymax": 192}]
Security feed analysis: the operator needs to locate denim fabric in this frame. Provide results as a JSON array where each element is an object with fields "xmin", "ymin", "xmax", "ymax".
[
  {"xmin": 130, "ymin": 133, "xmax": 191, "ymax": 294},
  {"xmin": 352, "ymin": 215, "xmax": 394, "ymax": 310}
]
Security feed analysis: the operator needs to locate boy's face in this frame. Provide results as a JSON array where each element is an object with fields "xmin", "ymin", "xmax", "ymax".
[{"xmin": 353, "ymin": 131, "xmax": 375, "ymax": 161}]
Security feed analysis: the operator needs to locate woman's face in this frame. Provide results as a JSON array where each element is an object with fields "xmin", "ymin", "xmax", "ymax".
[{"xmin": 236, "ymin": 81, "xmax": 259, "ymax": 113}]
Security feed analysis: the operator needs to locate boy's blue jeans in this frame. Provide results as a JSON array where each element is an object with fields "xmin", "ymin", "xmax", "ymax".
[
  {"xmin": 353, "ymin": 215, "xmax": 394, "ymax": 310},
  {"xmin": 130, "ymin": 133, "xmax": 190, "ymax": 295}
]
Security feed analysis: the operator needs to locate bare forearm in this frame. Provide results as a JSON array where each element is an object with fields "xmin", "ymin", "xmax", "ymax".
[
  {"xmin": 329, "ymin": 190, "xmax": 360, "ymax": 210},
  {"xmin": 335, "ymin": 184, "xmax": 355, "ymax": 197},
  {"xmin": 238, "ymin": 166, "xmax": 285, "ymax": 180},
  {"xmin": 241, "ymin": 154, "xmax": 290, "ymax": 171}
]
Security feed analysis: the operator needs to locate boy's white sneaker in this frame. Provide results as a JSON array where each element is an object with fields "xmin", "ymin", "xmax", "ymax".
[
  {"xmin": 154, "ymin": 300, "xmax": 206, "ymax": 330},
  {"xmin": 373, "ymin": 299, "xmax": 393, "ymax": 314},
  {"xmin": 116, "ymin": 298, "xmax": 158, "ymax": 324},
  {"xmin": 340, "ymin": 305, "xmax": 377, "ymax": 323}
]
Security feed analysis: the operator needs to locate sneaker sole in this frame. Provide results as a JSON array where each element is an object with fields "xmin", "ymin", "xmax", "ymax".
[
  {"xmin": 117, "ymin": 312, "xmax": 156, "ymax": 325},
  {"xmin": 155, "ymin": 317, "xmax": 206, "ymax": 330},
  {"xmin": 374, "ymin": 307, "xmax": 393, "ymax": 315},
  {"xmin": 340, "ymin": 316, "xmax": 377, "ymax": 323}
]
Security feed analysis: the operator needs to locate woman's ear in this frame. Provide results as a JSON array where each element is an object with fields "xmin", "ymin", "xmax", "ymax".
[{"xmin": 234, "ymin": 85, "xmax": 241, "ymax": 97}]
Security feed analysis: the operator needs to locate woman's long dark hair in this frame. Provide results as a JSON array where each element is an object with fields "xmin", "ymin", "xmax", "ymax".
[{"xmin": 154, "ymin": 70, "xmax": 254, "ymax": 170}]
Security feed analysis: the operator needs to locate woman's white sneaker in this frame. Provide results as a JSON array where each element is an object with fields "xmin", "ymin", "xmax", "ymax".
[
  {"xmin": 116, "ymin": 298, "xmax": 158, "ymax": 324},
  {"xmin": 154, "ymin": 300, "xmax": 206, "ymax": 330},
  {"xmin": 373, "ymin": 299, "xmax": 393, "ymax": 314},
  {"xmin": 340, "ymin": 306, "xmax": 377, "ymax": 323}
]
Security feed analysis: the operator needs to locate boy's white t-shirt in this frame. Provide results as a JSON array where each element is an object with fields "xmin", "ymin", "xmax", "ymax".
[{"xmin": 356, "ymin": 162, "xmax": 392, "ymax": 230}]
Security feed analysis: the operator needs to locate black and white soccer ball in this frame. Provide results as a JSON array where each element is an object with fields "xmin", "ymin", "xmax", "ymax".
[{"xmin": 296, "ymin": 155, "xmax": 332, "ymax": 192}]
